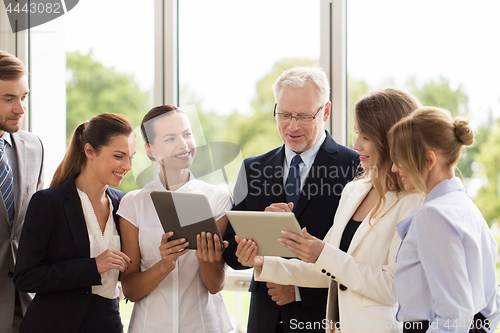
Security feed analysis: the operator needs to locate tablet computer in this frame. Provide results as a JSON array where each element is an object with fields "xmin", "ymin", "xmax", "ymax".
[
  {"xmin": 225, "ymin": 211, "xmax": 304, "ymax": 258},
  {"xmin": 150, "ymin": 191, "xmax": 224, "ymax": 252}
]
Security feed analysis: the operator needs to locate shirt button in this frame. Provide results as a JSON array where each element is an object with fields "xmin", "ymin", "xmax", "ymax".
[
  {"xmin": 8, "ymin": 271, "xmax": 14, "ymax": 278},
  {"xmin": 339, "ymin": 284, "xmax": 347, "ymax": 291},
  {"xmin": 321, "ymin": 269, "xmax": 326, "ymax": 274},
  {"xmin": 326, "ymin": 272, "xmax": 331, "ymax": 276},
  {"xmin": 331, "ymin": 276, "xmax": 335, "ymax": 279}
]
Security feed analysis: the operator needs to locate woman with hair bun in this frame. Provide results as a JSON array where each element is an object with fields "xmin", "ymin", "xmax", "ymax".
[
  {"xmin": 14, "ymin": 113, "xmax": 135, "ymax": 333},
  {"xmin": 389, "ymin": 107, "xmax": 500, "ymax": 333}
]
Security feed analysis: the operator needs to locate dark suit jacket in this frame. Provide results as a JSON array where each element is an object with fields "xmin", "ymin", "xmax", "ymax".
[
  {"xmin": 223, "ymin": 131, "xmax": 359, "ymax": 333},
  {"xmin": 0, "ymin": 131, "xmax": 44, "ymax": 333},
  {"xmin": 13, "ymin": 175, "xmax": 124, "ymax": 333}
]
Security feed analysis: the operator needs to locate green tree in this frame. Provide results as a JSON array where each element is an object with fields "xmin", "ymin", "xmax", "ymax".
[
  {"xmin": 347, "ymin": 76, "xmax": 370, "ymax": 147},
  {"xmin": 406, "ymin": 77, "xmax": 476, "ymax": 177},
  {"xmin": 66, "ymin": 51, "xmax": 151, "ymax": 192},
  {"xmin": 183, "ymin": 58, "xmax": 322, "ymax": 161},
  {"xmin": 473, "ymin": 120, "xmax": 499, "ymax": 226},
  {"xmin": 406, "ymin": 76, "xmax": 469, "ymax": 116},
  {"xmin": 229, "ymin": 58, "xmax": 321, "ymax": 159}
]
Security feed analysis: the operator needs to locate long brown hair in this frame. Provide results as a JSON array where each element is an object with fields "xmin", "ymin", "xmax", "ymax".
[
  {"xmin": 355, "ymin": 88, "xmax": 422, "ymax": 220},
  {"xmin": 388, "ymin": 106, "xmax": 474, "ymax": 194},
  {"xmin": 50, "ymin": 113, "xmax": 133, "ymax": 187}
]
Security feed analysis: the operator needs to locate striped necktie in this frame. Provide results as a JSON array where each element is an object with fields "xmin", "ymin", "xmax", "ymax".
[
  {"xmin": 0, "ymin": 139, "xmax": 15, "ymax": 226},
  {"xmin": 285, "ymin": 154, "xmax": 303, "ymax": 211}
]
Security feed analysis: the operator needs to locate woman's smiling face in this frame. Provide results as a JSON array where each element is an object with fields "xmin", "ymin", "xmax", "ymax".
[
  {"xmin": 353, "ymin": 117, "xmax": 377, "ymax": 171},
  {"xmin": 146, "ymin": 112, "xmax": 196, "ymax": 171}
]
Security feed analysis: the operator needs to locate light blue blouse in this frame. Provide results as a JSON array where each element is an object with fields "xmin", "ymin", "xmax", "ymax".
[{"xmin": 394, "ymin": 177, "xmax": 500, "ymax": 333}]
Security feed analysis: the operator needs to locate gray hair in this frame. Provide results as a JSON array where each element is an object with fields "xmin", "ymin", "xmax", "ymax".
[{"xmin": 273, "ymin": 67, "xmax": 330, "ymax": 106}]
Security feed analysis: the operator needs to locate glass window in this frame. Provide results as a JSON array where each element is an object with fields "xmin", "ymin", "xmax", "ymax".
[
  {"xmin": 178, "ymin": 2, "xmax": 323, "ymax": 330},
  {"xmin": 179, "ymin": 0, "xmax": 322, "ymax": 160},
  {"xmin": 63, "ymin": 2, "xmax": 155, "ymax": 331},
  {"xmin": 64, "ymin": 0, "xmax": 155, "ymax": 193},
  {"xmin": 347, "ymin": 0, "xmax": 500, "ymax": 225}
]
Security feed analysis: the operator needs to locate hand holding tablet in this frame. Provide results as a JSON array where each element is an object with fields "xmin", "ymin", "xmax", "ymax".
[
  {"xmin": 150, "ymin": 191, "xmax": 225, "ymax": 252},
  {"xmin": 225, "ymin": 211, "xmax": 304, "ymax": 258},
  {"xmin": 278, "ymin": 227, "xmax": 326, "ymax": 264}
]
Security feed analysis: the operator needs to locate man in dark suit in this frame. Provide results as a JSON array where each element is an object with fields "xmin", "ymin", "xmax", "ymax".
[
  {"xmin": 223, "ymin": 67, "xmax": 359, "ymax": 333},
  {"xmin": 0, "ymin": 51, "xmax": 44, "ymax": 333}
]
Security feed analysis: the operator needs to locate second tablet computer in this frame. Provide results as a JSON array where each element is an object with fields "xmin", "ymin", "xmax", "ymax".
[
  {"xmin": 225, "ymin": 211, "xmax": 304, "ymax": 258},
  {"xmin": 150, "ymin": 191, "xmax": 224, "ymax": 252}
]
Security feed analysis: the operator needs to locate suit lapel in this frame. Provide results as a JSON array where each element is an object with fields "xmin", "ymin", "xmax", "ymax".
[
  {"xmin": 62, "ymin": 176, "xmax": 90, "ymax": 258},
  {"xmin": 347, "ymin": 189, "xmax": 400, "ymax": 255},
  {"xmin": 328, "ymin": 181, "xmax": 372, "ymax": 247},
  {"xmin": 0, "ymin": 191, "xmax": 8, "ymax": 227},
  {"xmin": 11, "ymin": 133, "xmax": 26, "ymax": 221},
  {"xmin": 1, "ymin": 133, "xmax": 25, "ymax": 229},
  {"xmin": 294, "ymin": 133, "xmax": 339, "ymax": 217},
  {"xmin": 106, "ymin": 188, "xmax": 121, "ymax": 235},
  {"xmin": 269, "ymin": 146, "xmax": 286, "ymax": 204}
]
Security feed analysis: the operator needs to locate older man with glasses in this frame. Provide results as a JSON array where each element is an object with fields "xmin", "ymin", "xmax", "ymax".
[{"xmin": 223, "ymin": 67, "xmax": 359, "ymax": 333}]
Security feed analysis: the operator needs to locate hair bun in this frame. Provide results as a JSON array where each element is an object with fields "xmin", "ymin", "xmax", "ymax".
[{"xmin": 453, "ymin": 117, "xmax": 474, "ymax": 146}]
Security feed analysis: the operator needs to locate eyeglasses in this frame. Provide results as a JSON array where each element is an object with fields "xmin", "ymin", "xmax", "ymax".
[{"xmin": 274, "ymin": 103, "xmax": 326, "ymax": 124}]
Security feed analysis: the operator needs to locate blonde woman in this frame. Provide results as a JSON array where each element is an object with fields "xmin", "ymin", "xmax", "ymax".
[
  {"xmin": 389, "ymin": 107, "xmax": 500, "ymax": 333},
  {"xmin": 236, "ymin": 88, "xmax": 423, "ymax": 333}
]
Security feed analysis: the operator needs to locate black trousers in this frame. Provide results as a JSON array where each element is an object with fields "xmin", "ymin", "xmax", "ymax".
[{"xmin": 78, "ymin": 294, "xmax": 123, "ymax": 333}]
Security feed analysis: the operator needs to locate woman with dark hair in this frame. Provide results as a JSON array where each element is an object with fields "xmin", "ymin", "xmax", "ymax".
[
  {"xmin": 236, "ymin": 89, "xmax": 423, "ymax": 333},
  {"xmin": 389, "ymin": 107, "xmax": 500, "ymax": 333},
  {"xmin": 14, "ymin": 113, "xmax": 135, "ymax": 333},
  {"xmin": 118, "ymin": 105, "xmax": 232, "ymax": 333}
]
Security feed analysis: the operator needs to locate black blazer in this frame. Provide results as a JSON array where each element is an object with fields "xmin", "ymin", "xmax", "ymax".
[
  {"xmin": 13, "ymin": 175, "xmax": 124, "ymax": 333},
  {"xmin": 223, "ymin": 131, "xmax": 359, "ymax": 333}
]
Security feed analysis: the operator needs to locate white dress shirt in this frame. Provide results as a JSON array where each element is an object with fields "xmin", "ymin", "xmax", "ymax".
[
  {"xmin": 77, "ymin": 189, "xmax": 120, "ymax": 299},
  {"xmin": 117, "ymin": 174, "xmax": 233, "ymax": 333},
  {"xmin": 395, "ymin": 177, "xmax": 500, "ymax": 333},
  {"xmin": 283, "ymin": 130, "xmax": 326, "ymax": 190}
]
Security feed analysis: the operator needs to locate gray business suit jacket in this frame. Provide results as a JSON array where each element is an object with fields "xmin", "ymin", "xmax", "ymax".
[{"xmin": 0, "ymin": 130, "xmax": 44, "ymax": 333}]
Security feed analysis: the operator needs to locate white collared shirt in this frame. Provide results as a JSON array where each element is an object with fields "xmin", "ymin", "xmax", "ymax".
[
  {"xmin": 395, "ymin": 177, "xmax": 500, "ymax": 332},
  {"xmin": 117, "ymin": 174, "xmax": 233, "ymax": 333},
  {"xmin": 77, "ymin": 189, "xmax": 120, "ymax": 299},
  {"xmin": 283, "ymin": 130, "xmax": 326, "ymax": 190}
]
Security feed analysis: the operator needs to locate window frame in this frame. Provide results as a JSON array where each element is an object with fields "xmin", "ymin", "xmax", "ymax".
[{"xmin": 1, "ymin": 0, "xmax": 348, "ymax": 291}]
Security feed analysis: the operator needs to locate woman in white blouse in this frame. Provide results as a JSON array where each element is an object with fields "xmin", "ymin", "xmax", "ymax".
[
  {"xmin": 118, "ymin": 105, "xmax": 232, "ymax": 333},
  {"xmin": 389, "ymin": 107, "xmax": 500, "ymax": 333},
  {"xmin": 235, "ymin": 89, "xmax": 424, "ymax": 333},
  {"xmin": 14, "ymin": 113, "xmax": 135, "ymax": 333}
]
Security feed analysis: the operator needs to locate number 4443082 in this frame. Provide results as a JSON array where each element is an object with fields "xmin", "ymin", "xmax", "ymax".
[{"xmin": 5, "ymin": 2, "xmax": 61, "ymax": 14}]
